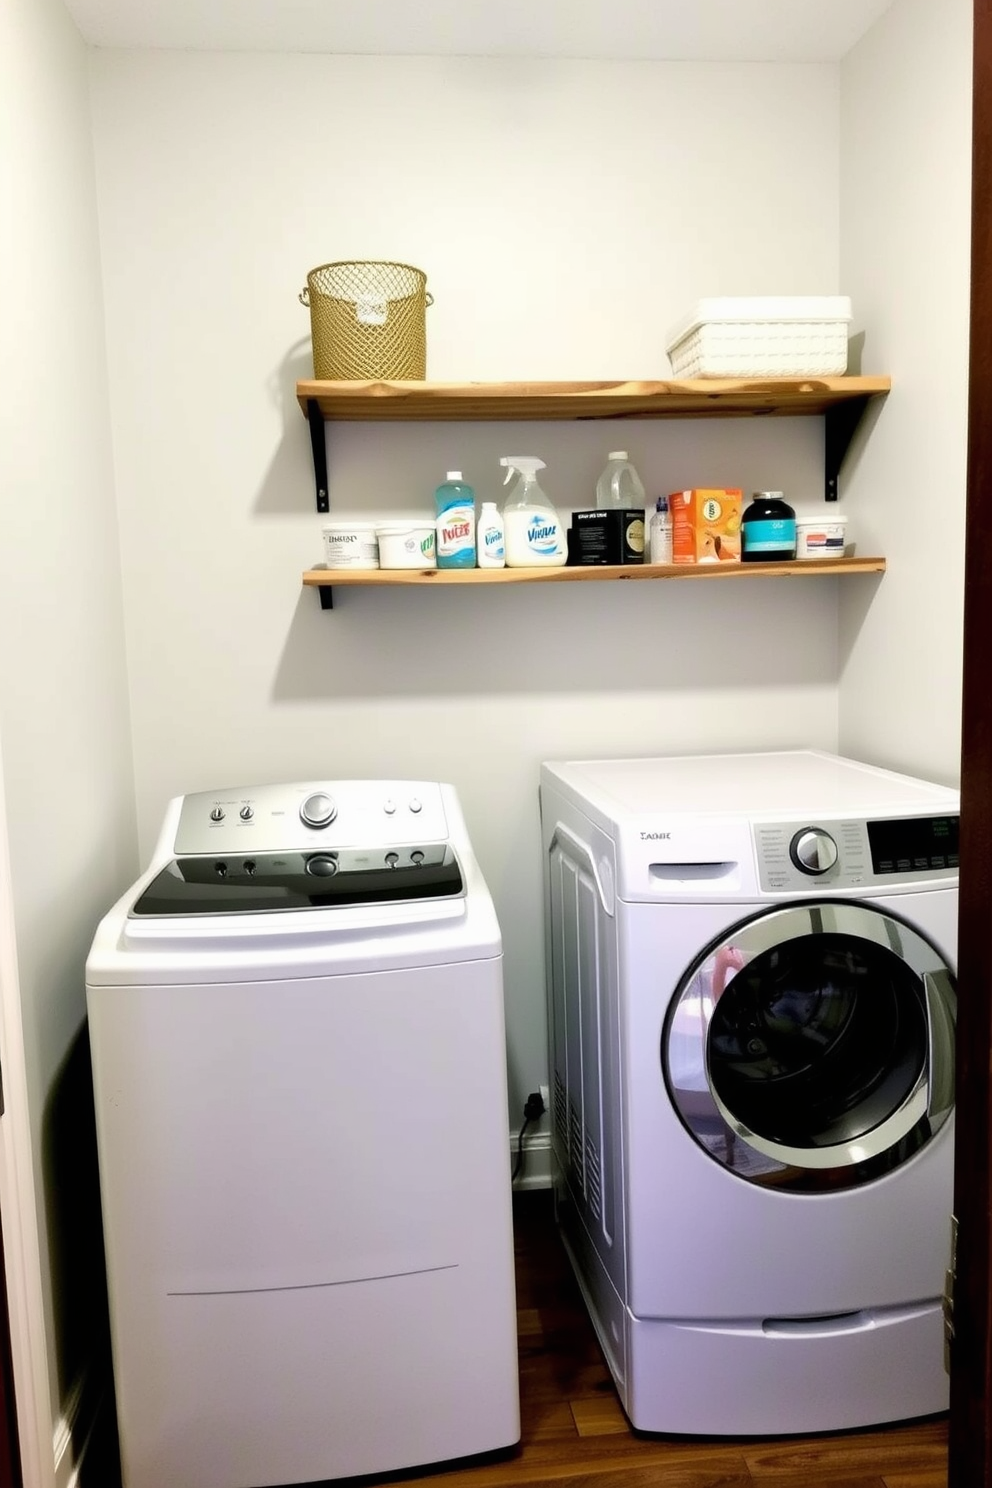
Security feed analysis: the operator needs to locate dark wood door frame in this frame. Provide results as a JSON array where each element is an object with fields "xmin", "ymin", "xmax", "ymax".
[{"xmin": 950, "ymin": 2, "xmax": 992, "ymax": 1480}]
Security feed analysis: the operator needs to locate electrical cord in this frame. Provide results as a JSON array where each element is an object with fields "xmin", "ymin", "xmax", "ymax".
[{"xmin": 511, "ymin": 1091, "xmax": 547, "ymax": 1183}]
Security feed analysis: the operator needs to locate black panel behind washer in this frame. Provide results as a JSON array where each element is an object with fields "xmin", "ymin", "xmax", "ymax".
[{"xmin": 130, "ymin": 848, "xmax": 464, "ymax": 916}]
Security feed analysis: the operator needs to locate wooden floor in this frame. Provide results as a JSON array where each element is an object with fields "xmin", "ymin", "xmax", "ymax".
[
  {"xmin": 86, "ymin": 1189, "xmax": 949, "ymax": 1488},
  {"xmin": 367, "ymin": 1190, "xmax": 948, "ymax": 1488}
]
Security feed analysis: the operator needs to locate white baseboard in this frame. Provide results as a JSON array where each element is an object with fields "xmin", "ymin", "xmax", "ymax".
[{"xmin": 510, "ymin": 1128, "xmax": 553, "ymax": 1190}]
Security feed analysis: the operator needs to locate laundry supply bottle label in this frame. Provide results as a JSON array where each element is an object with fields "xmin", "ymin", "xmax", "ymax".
[
  {"xmin": 524, "ymin": 512, "xmax": 565, "ymax": 559},
  {"xmin": 742, "ymin": 518, "xmax": 796, "ymax": 553},
  {"xmin": 436, "ymin": 503, "xmax": 476, "ymax": 562}
]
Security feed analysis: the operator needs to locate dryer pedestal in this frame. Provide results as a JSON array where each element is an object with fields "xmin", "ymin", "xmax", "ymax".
[{"xmin": 623, "ymin": 1303, "xmax": 946, "ymax": 1436}]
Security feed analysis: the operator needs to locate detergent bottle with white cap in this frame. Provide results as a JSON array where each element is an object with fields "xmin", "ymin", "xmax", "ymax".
[{"xmin": 500, "ymin": 456, "xmax": 568, "ymax": 568}]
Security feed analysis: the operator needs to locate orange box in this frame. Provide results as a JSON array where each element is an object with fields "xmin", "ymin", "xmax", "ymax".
[{"xmin": 670, "ymin": 488, "xmax": 742, "ymax": 564}]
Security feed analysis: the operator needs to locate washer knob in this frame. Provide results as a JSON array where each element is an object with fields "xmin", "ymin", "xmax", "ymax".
[
  {"xmin": 300, "ymin": 792, "xmax": 337, "ymax": 829},
  {"xmin": 790, "ymin": 827, "xmax": 839, "ymax": 875},
  {"xmin": 239, "ymin": 805, "xmax": 254, "ymax": 821},
  {"xmin": 210, "ymin": 806, "xmax": 225, "ymax": 823}
]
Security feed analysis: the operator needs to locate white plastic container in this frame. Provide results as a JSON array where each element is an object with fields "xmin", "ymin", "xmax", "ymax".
[
  {"xmin": 665, "ymin": 296, "xmax": 853, "ymax": 379},
  {"xmin": 477, "ymin": 503, "xmax": 506, "ymax": 569},
  {"xmin": 376, "ymin": 522, "xmax": 436, "ymax": 569},
  {"xmin": 795, "ymin": 512, "xmax": 849, "ymax": 560},
  {"xmin": 322, "ymin": 521, "xmax": 379, "ymax": 569}
]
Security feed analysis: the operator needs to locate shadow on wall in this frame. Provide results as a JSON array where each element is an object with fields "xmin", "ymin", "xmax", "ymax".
[
  {"xmin": 257, "ymin": 339, "xmax": 318, "ymax": 517},
  {"xmin": 43, "ymin": 1023, "xmax": 120, "ymax": 1486},
  {"xmin": 275, "ymin": 574, "xmax": 878, "ymax": 702}
]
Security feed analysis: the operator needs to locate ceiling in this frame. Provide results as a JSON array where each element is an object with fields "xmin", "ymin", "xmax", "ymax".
[{"xmin": 62, "ymin": 0, "xmax": 897, "ymax": 61}]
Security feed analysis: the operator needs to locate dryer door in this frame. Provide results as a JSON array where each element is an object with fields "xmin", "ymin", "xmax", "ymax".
[{"xmin": 663, "ymin": 900, "xmax": 955, "ymax": 1191}]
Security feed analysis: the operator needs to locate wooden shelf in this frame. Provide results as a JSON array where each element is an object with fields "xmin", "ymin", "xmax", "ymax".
[
  {"xmin": 297, "ymin": 376, "xmax": 891, "ymax": 512},
  {"xmin": 303, "ymin": 556, "xmax": 886, "ymax": 609},
  {"xmin": 296, "ymin": 376, "xmax": 890, "ymax": 422}
]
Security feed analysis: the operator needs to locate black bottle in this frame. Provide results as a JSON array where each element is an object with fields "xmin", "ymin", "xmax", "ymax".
[{"xmin": 741, "ymin": 491, "xmax": 797, "ymax": 562}]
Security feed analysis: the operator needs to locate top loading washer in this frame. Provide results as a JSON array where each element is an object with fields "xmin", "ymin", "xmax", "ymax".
[{"xmin": 87, "ymin": 779, "xmax": 519, "ymax": 1488}]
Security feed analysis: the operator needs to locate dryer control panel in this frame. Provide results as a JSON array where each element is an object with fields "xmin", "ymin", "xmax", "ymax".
[{"xmin": 754, "ymin": 813, "xmax": 959, "ymax": 893}]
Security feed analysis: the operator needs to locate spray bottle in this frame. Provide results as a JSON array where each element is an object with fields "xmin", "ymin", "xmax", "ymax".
[{"xmin": 500, "ymin": 456, "xmax": 568, "ymax": 568}]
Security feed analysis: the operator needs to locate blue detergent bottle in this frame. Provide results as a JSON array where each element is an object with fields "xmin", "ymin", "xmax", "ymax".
[{"xmin": 434, "ymin": 470, "xmax": 477, "ymax": 568}]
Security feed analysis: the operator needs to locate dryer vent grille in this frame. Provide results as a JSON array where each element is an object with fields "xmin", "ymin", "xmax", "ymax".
[
  {"xmin": 584, "ymin": 1136, "xmax": 603, "ymax": 1221},
  {"xmin": 553, "ymin": 1071, "xmax": 568, "ymax": 1150},
  {"xmin": 547, "ymin": 837, "xmax": 620, "ymax": 1259},
  {"xmin": 569, "ymin": 1098, "xmax": 583, "ymax": 1164}
]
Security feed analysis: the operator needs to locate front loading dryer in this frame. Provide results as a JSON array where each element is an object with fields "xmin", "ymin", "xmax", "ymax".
[{"xmin": 540, "ymin": 750, "xmax": 958, "ymax": 1436}]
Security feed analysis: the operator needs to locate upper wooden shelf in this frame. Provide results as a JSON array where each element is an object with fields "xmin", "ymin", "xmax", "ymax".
[
  {"xmin": 296, "ymin": 375, "xmax": 891, "ymax": 511},
  {"xmin": 296, "ymin": 376, "xmax": 891, "ymax": 422}
]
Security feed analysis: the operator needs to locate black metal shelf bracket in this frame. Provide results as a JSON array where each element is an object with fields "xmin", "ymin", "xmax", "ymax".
[
  {"xmin": 317, "ymin": 586, "xmax": 334, "ymax": 610},
  {"xmin": 824, "ymin": 395, "xmax": 872, "ymax": 502},
  {"xmin": 307, "ymin": 399, "xmax": 329, "ymax": 513},
  {"xmin": 307, "ymin": 391, "xmax": 882, "ymax": 512}
]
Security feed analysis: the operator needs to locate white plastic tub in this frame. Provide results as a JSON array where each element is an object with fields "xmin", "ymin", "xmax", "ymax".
[
  {"xmin": 321, "ymin": 521, "xmax": 379, "ymax": 569},
  {"xmin": 795, "ymin": 512, "xmax": 849, "ymax": 560},
  {"xmin": 665, "ymin": 296, "xmax": 852, "ymax": 379},
  {"xmin": 376, "ymin": 522, "xmax": 436, "ymax": 569}
]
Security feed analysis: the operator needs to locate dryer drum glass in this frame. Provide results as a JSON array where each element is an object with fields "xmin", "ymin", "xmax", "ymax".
[{"xmin": 708, "ymin": 932, "xmax": 927, "ymax": 1149}]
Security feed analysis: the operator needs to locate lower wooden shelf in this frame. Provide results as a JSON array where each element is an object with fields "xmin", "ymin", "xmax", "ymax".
[{"xmin": 303, "ymin": 556, "xmax": 885, "ymax": 608}]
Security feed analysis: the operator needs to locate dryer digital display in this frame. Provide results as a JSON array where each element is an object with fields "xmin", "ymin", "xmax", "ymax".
[{"xmin": 866, "ymin": 814, "xmax": 960, "ymax": 875}]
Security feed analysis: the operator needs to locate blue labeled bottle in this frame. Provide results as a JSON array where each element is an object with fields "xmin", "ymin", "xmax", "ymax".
[
  {"xmin": 741, "ymin": 490, "xmax": 797, "ymax": 562},
  {"xmin": 435, "ymin": 470, "xmax": 476, "ymax": 568}
]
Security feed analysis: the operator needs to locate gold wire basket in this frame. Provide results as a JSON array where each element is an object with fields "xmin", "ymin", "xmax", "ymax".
[{"xmin": 299, "ymin": 260, "xmax": 432, "ymax": 380}]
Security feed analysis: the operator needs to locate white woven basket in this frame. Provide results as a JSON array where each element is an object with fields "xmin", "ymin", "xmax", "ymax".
[{"xmin": 666, "ymin": 296, "xmax": 852, "ymax": 379}]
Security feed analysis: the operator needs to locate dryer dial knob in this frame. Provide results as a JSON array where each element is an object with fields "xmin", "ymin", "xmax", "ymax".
[
  {"xmin": 300, "ymin": 792, "xmax": 337, "ymax": 829},
  {"xmin": 790, "ymin": 827, "xmax": 839, "ymax": 875}
]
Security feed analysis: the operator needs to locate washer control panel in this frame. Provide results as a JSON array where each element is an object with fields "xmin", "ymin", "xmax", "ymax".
[
  {"xmin": 174, "ymin": 779, "xmax": 448, "ymax": 856},
  {"xmin": 755, "ymin": 813, "xmax": 959, "ymax": 893}
]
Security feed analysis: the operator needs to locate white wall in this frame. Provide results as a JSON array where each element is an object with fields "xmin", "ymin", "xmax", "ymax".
[
  {"xmin": 87, "ymin": 51, "xmax": 850, "ymax": 1120},
  {"xmin": 0, "ymin": 0, "xmax": 137, "ymax": 1476},
  {"xmin": 838, "ymin": 0, "xmax": 971, "ymax": 785},
  {"xmin": 0, "ymin": 4, "xmax": 974, "ymax": 1477}
]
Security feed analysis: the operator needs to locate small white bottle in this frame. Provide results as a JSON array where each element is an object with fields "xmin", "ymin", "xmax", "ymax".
[
  {"xmin": 649, "ymin": 495, "xmax": 673, "ymax": 565},
  {"xmin": 477, "ymin": 502, "xmax": 506, "ymax": 568}
]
